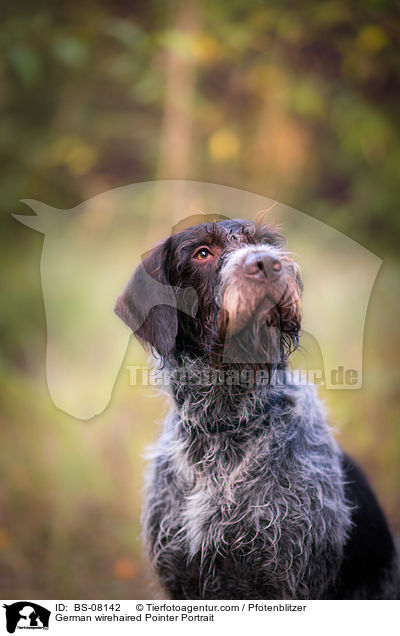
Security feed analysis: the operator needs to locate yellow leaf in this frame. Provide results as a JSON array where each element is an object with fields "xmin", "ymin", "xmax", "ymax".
[
  {"xmin": 356, "ymin": 25, "xmax": 389, "ymax": 53},
  {"xmin": 208, "ymin": 128, "xmax": 240, "ymax": 163}
]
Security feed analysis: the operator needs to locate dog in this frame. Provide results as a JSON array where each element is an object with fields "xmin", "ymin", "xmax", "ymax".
[{"xmin": 115, "ymin": 215, "xmax": 399, "ymax": 599}]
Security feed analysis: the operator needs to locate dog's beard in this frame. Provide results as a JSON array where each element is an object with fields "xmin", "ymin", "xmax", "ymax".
[
  {"xmin": 217, "ymin": 281, "xmax": 301, "ymax": 366},
  {"xmin": 219, "ymin": 309, "xmax": 291, "ymax": 365}
]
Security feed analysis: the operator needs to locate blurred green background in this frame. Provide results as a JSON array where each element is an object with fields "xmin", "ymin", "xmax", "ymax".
[{"xmin": 0, "ymin": 0, "xmax": 399, "ymax": 599}]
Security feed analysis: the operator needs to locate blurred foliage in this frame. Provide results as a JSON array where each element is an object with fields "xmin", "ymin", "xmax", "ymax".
[{"xmin": 0, "ymin": 0, "xmax": 399, "ymax": 598}]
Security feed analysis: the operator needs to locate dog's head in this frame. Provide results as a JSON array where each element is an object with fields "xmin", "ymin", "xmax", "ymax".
[{"xmin": 115, "ymin": 217, "xmax": 303, "ymax": 367}]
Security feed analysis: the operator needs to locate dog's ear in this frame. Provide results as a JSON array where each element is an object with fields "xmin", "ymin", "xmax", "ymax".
[{"xmin": 114, "ymin": 238, "xmax": 178, "ymax": 357}]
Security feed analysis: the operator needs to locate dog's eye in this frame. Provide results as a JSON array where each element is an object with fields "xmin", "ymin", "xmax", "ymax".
[{"xmin": 193, "ymin": 247, "xmax": 213, "ymax": 260}]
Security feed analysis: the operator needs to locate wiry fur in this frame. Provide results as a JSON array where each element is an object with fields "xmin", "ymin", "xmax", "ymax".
[
  {"xmin": 143, "ymin": 357, "xmax": 352, "ymax": 599},
  {"xmin": 115, "ymin": 217, "xmax": 400, "ymax": 600}
]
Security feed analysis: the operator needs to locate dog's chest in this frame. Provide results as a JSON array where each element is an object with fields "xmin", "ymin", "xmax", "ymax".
[{"xmin": 175, "ymin": 441, "xmax": 269, "ymax": 558}]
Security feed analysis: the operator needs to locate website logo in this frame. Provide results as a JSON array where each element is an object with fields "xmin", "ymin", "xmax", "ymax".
[{"xmin": 2, "ymin": 602, "xmax": 50, "ymax": 633}]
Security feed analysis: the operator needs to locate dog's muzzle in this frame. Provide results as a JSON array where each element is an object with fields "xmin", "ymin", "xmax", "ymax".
[{"xmin": 218, "ymin": 245, "xmax": 301, "ymax": 337}]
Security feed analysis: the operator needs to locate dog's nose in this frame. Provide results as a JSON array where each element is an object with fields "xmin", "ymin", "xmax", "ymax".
[{"xmin": 242, "ymin": 251, "xmax": 282, "ymax": 279}]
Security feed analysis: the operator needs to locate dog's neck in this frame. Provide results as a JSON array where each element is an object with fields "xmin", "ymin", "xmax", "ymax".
[{"xmin": 162, "ymin": 353, "xmax": 292, "ymax": 436}]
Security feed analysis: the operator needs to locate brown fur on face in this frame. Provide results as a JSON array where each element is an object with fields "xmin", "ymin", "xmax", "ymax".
[{"xmin": 115, "ymin": 217, "xmax": 303, "ymax": 366}]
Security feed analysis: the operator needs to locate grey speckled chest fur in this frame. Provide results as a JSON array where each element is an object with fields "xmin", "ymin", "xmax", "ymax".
[{"xmin": 143, "ymin": 361, "xmax": 352, "ymax": 599}]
